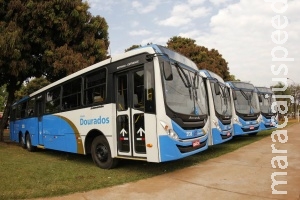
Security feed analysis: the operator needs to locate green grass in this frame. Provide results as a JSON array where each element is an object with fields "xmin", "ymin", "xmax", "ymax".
[{"xmin": 0, "ymin": 122, "xmax": 295, "ymax": 199}]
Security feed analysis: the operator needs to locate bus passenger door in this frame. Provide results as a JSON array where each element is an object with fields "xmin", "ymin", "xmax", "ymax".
[
  {"xmin": 36, "ymin": 95, "xmax": 44, "ymax": 145},
  {"xmin": 115, "ymin": 68, "xmax": 147, "ymax": 158}
]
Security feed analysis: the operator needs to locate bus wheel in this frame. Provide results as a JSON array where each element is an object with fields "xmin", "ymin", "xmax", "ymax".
[
  {"xmin": 19, "ymin": 134, "xmax": 26, "ymax": 149},
  {"xmin": 248, "ymin": 132, "xmax": 258, "ymax": 136},
  {"xmin": 25, "ymin": 134, "xmax": 36, "ymax": 152},
  {"xmin": 91, "ymin": 135, "xmax": 118, "ymax": 169}
]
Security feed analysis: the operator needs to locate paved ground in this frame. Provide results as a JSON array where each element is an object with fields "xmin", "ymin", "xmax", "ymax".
[{"xmin": 36, "ymin": 123, "xmax": 300, "ymax": 200}]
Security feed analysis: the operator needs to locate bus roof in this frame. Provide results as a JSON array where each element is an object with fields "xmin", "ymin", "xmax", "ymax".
[
  {"xmin": 226, "ymin": 81, "xmax": 255, "ymax": 90},
  {"xmin": 256, "ymin": 87, "xmax": 273, "ymax": 94},
  {"xmin": 12, "ymin": 96, "xmax": 30, "ymax": 106},
  {"xmin": 199, "ymin": 70, "xmax": 225, "ymax": 83},
  {"xmin": 27, "ymin": 44, "xmax": 198, "ymax": 98}
]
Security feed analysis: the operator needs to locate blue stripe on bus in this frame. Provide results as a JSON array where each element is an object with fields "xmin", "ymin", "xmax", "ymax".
[
  {"xmin": 233, "ymin": 123, "xmax": 260, "ymax": 135},
  {"xmin": 259, "ymin": 115, "xmax": 277, "ymax": 130},
  {"xmin": 211, "ymin": 128, "xmax": 232, "ymax": 144},
  {"xmin": 43, "ymin": 115, "xmax": 84, "ymax": 154},
  {"xmin": 159, "ymin": 134, "xmax": 208, "ymax": 162}
]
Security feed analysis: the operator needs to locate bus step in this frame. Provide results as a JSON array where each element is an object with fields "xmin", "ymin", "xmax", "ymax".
[{"xmin": 37, "ymin": 145, "xmax": 45, "ymax": 149}]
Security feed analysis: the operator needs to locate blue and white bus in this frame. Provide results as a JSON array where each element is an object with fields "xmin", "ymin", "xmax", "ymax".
[
  {"xmin": 9, "ymin": 44, "xmax": 209, "ymax": 169},
  {"xmin": 256, "ymin": 87, "xmax": 278, "ymax": 130},
  {"xmin": 200, "ymin": 70, "xmax": 232, "ymax": 145},
  {"xmin": 226, "ymin": 81, "xmax": 261, "ymax": 136}
]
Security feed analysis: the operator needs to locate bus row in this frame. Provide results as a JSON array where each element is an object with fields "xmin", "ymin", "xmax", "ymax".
[{"xmin": 9, "ymin": 44, "xmax": 278, "ymax": 169}]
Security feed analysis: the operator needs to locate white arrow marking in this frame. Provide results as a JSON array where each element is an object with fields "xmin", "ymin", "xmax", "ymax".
[
  {"xmin": 137, "ymin": 127, "xmax": 145, "ymax": 137},
  {"xmin": 120, "ymin": 128, "xmax": 127, "ymax": 136}
]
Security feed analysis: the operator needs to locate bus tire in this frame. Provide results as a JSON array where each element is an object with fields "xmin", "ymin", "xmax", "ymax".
[
  {"xmin": 91, "ymin": 135, "xmax": 118, "ymax": 169},
  {"xmin": 19, "ymin": 134, "xmax": 26, "ymax": 149},
  {"xmin": 25, "ymin": 134, "xmax": 36, "ymax": 152}
]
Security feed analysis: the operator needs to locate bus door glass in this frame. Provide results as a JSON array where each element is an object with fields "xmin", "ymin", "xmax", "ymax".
[
  {"xmin": 36, "ymin": 95, "xmax": 44, "ymax": 145},
  {"xmin": 115, "ymin": 67, "xmax": 147, "ymax": 158}
]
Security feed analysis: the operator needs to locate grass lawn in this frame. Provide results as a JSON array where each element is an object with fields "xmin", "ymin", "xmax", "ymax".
[{"xmin": 0, "ymin": 121, "xmax": 296, "ymax": 199}]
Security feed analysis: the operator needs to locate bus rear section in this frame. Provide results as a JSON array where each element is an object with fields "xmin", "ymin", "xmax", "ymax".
[
  {"xmin": 9, "ymin": 44, "xmax": 209, "ymax": 169},
  {"xmin": 226, "ymin": 81, "xmax": 261, "ymax": 136},
  {"xmin": 256, "ymin": 87, "xmax": 278, "ymax": 130},
  {"xmin": 200, "ymin": 70, "xmax": 232, "ymax": 145}
]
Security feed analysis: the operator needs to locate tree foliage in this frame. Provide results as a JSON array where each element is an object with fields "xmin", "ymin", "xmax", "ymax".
[
  {"xmin": 0, "ymin": 85, "xmax": 8, "ymax": 111},
  {"xmin": 125, "ymin": 45, "xmax": 142, "ymax": 52},
  {"xmin": 227, "ymin": 74, "xmax": 240, "ymax": 81},
  {"xmin": 271, "ymin": 82, "xmax": 294, "ymax": 120},
  {"xmin": 0, "ymin": 0, "xmax": 109, "ymax": 141},
  {"xmin": 15, "ymin": 77, "xmax": 50, "ymax": 101},
  {"xmin": 166, "ymin": 36, "xmax": 231, "ymax": 81}
]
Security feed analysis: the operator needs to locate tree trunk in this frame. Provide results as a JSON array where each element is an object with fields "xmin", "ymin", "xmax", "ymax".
[{"xmin": 0, "ymin": 89, "xmax": 15, "ymax": 142}]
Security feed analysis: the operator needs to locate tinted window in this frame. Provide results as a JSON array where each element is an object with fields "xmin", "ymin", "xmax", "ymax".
[
  {"xmin": 84, "ymin": 69, "xmax": 106, "ymax": 105},
  {"xmin": 62, "ymin": 78, "xmax": 82, "ymax": 110},
  {"xmin": 45, "ymin": 87, "xmax": 61, "ymax": 113}
]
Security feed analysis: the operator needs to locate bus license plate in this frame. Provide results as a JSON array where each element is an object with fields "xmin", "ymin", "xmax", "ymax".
[
  {"xmin": 192, "ymin": 140, "xmax": 200, "ymax": 147},
  {"xmin": 250, "ymin": 126, "xmax": 254, "ymax": 130}
]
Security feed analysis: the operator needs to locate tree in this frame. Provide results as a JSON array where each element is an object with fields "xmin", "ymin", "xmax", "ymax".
[
  {"xmin": 0, "ymin": 0, "xmax": 109, "ymax": 141},
  {"xmin": 125, "ymin": 45, "xmax": 142, "ymax": 52},
  {"xmin": 227, "ymin": 74, "xmax": 240, "ymax": 81},
  {"xmin": 166, "ymin": 36, "xmax": 231, "ymax": 81},
  {"xmin": 15, "ymin": 77, "xmax": 50, "ymax": 101},
  {"xmin": 271, "ymin": 82, "xmax": 293, "ymax": 120},
  {"xmin": 273, "ymin": 81, "xmax": 300, "ymax": 119},
  {"xmin": 0, "ymin": 85, "xmax": 8, "ymax": 112}
]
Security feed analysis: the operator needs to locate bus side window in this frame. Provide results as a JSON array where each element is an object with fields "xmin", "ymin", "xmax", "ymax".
[
  {"xmin": 45, "ymin": 87, "xmax": 61, "ymax": 114},
  {"xmin": 144, "ymin": 63, "xmax": 155, "ymax": 113},
  {"xmin": 26, "ymin": 98, "xmax": 35, "ymax": 117},
  {"xmin": 84, "ymin": 69, "xmax": 106, "ymax": 105},
  {"xmin": 62, "ymin": 78, "xmax": 82, "ymax": 109},
  {"xmin": 20, "ymin": 102, "xmax": 26, "ymax": 118},
  {"xmin": 93, "ymin": 93, "xmax": 104, "ymax": 103},
  {"xmin": 118, "ymin": 92, "xmax": 125, "ymax": 111}
]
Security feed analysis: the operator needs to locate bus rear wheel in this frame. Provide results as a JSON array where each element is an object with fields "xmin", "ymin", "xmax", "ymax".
[
  {"xmin": 25, "ymin": 134, "xmax": 36, "ymax": 152},
  {"xmin": 19, "ymin": 134, "xmax": 26, "ymax": 149},
  {"xmin": 91, "ymin": 135, "xmax": 118, "ymax": 169}
]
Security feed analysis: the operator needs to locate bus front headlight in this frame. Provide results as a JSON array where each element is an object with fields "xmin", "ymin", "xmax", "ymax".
[
  {"xmin": 168, "ymin": 129, "xmax": 179, "ymax": 140},
  {"xmin": 160, "ymin": 121, "xmax": 179, "ymax": 140},
  {"xmin": 234, "ymin": 117, "xmax": 242, "ymax": 126},
  {"xmin": 213, "ymin": 120, "xmax": 221, "ymax": 131}
]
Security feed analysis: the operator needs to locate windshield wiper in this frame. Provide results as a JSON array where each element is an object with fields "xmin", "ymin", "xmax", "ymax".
[
  {"xmin": 240, "ymin": 90, "xmax": 255, "ymax": 114},
  {"xmin": 240, "ymin": 89, "xmax": 248, "ymax": 100},
  {"xmin": 175, "ymin": 63, "xmax": 191, "ymax": 88},
  {"xmin": 175, "ymin": 62, "xmax": 192, "ymax": 100}
]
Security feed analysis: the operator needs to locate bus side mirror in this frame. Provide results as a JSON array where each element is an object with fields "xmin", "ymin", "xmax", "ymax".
[
  {"xmin": 214, "ymin": 83, "xmax": 220, "ymax": 95},
  {"xmin": 162, "ymin": 61, "xmax": 173, "ymax": 81},
  {"xmin": 232, "ymin": 90, "xmax": 237, "ymax": 100}
]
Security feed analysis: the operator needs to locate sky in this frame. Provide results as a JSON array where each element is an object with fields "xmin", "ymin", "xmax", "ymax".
[{"xmin": 87, "ymin": 0, "xmax": 300, "ymax": 88}]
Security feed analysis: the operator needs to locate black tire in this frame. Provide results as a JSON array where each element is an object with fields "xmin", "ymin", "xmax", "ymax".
[
  {"xmin": 248, "ymin": 132, "xmax": 258, "ymax": 136},
  {"xmin": 91, "ymin": 135, "xmax": 118, "ymax": 169},
  {"xmin": 25, "ymin": 134, "xmax": 36, "ymax": 152},
  {"xmin": 19, "ymin": 134, "xmax": 26, "ymax": 149}
]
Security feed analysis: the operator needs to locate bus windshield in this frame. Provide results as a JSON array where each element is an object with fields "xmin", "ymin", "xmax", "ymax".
[
  {"xmin": 259, "ymin": 93, "xmax": 276, "ymax": 114},
  {"xmin": 234, "ymin": 90, "xmax": 260, "ymax": 114},
  {"xmin": 164, "ymin": 63, "xmax": 208, "ymax": 115},
  {"xmin": 211, "ymin": 82, "xmax": 232, "ymax": 116}
]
